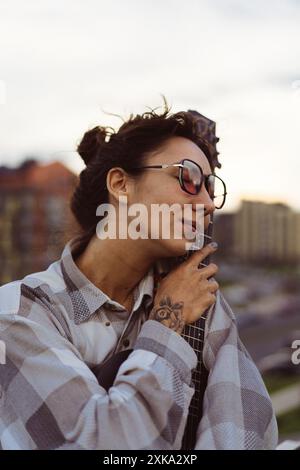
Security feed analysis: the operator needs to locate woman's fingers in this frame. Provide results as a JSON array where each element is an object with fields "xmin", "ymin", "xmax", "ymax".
[
  {"xmin": 186, "ymin": 242, "xmax": 218, "ymax": 269},
  {"xmin": 207, "ymin": 279, "xmax": 219, "ymax": 292}
]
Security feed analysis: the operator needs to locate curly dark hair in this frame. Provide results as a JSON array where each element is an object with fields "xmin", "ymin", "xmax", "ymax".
[{"xmin": 70, "ymin": 95, "xmax": 220, "ymax": 258}]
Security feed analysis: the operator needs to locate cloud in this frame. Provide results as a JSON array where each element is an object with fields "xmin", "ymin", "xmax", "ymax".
[{"xmin": 0, "ymin": 0, "xmax": 299, "ymax": 210}]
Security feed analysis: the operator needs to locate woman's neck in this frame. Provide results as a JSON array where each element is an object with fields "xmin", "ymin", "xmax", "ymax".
[{"xmin": 74, "ymin": 235, "xmax": 155, "ymax": 309}]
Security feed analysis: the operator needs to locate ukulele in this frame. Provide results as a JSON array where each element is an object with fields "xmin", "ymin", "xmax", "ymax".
[
  {"xmin": 153, "ymin": 214, "xmax": 214, "ymax": 450},
  {"xmin": 91, "ymin": 110, "xmax": 221, "ymax": 450}
]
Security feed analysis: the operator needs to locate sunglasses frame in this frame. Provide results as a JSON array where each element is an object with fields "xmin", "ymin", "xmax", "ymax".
[{"xmin": 131, "ymin": 158, "xmax": 227, "ymax": 209}]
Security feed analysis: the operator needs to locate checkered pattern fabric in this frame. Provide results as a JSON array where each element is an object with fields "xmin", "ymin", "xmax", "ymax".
[{"xmin": 0, "ymin": 238, "xmax": 277, "ymax": 449}]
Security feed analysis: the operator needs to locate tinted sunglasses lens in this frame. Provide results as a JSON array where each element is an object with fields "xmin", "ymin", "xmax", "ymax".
[{"xmin": 181, "ymin": 161, "xmax": 201, "ymax": 194}]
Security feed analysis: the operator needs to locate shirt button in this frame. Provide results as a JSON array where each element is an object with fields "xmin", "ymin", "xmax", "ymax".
[
  {"xmin": 105, "ymin": 321, "xmax": 111, "ymax": 327},
  {"xmin": 123, "ymin": 338, "xmax": 130, "ymax": 347}
]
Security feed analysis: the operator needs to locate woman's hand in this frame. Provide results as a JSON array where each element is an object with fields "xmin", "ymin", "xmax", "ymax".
[{"xmin": 149, "ymin": 243, "xmax": 219, "ymax": 335}]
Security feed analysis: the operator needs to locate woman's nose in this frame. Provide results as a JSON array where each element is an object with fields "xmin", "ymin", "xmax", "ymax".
[{"xmin": 194, "ymin": 185, "xmax": 215, "ymax": 215}]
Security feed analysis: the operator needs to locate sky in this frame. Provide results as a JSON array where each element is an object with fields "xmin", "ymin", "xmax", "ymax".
[{"xmin": 0, "ymin": 0, "xmax": 300, "ymax": 212}]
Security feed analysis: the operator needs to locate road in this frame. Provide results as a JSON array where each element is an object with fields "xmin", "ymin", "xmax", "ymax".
[{"xmin": 239, "ymin": 313, "xmax": 300, "ymax": 363}]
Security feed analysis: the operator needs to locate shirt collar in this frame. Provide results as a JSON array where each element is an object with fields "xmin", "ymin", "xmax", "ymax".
[{"xmin": 59, "ymin": 238, "xmax": 154, "ymax": 325}]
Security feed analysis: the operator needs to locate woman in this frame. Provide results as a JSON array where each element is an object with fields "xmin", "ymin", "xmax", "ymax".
[{"xmin": 0, "ymin": 100, "xmax": 277, "ymax": 450}]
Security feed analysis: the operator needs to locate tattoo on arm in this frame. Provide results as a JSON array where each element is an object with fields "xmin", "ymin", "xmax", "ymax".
[{"xmin": 149, "ymin": 296, "xmax": 185, "ymax": 334}]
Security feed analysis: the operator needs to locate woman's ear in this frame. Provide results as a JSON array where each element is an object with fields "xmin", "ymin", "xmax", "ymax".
[{"xmin": 106, "ymin": 167, "xmax": 133, "ymax": 203}]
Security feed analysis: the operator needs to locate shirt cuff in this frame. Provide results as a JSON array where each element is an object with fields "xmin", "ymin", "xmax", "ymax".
[{"xmin": 134, "ymin": 319, "xmax": 197, "ymax": 385}]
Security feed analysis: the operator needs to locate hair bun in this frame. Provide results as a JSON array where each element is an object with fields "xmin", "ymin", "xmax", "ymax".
[{"xmin": 77, "ymin": 126, "xmax": 107, "ymax": 166}]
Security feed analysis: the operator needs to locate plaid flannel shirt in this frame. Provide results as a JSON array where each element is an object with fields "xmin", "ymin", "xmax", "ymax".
[
  {"xmin": 0, "ymin": 238, "xmax": 278, "ymax": 450},
  {"xmin": 0, "ymin": 238, "xmax": 197, "ymax": 450}
]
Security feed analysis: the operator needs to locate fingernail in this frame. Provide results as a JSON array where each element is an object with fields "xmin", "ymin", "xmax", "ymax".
[{"xmin": 209, "ymin": 242, "xmax": 218, "ymax": 249}]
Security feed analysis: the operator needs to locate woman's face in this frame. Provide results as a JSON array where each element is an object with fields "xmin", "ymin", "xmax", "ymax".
[{"xmin": 129, "ymin": 136, "xmax": 216, "ymax": 258}]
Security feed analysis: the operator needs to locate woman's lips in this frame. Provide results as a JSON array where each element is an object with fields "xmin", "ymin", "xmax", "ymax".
[
  {"xmin": 181, "ymin": 219, "xmax": 197, "ymax": 231},
  {"xmin": 182, "ymin": 217, "xmax": 211, "ymax": 231}
]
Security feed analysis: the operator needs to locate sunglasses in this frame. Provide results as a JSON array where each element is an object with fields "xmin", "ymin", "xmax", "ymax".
[{"xmin": 131, "ymin": 158, "xmax": 227, "ymax": 209}]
